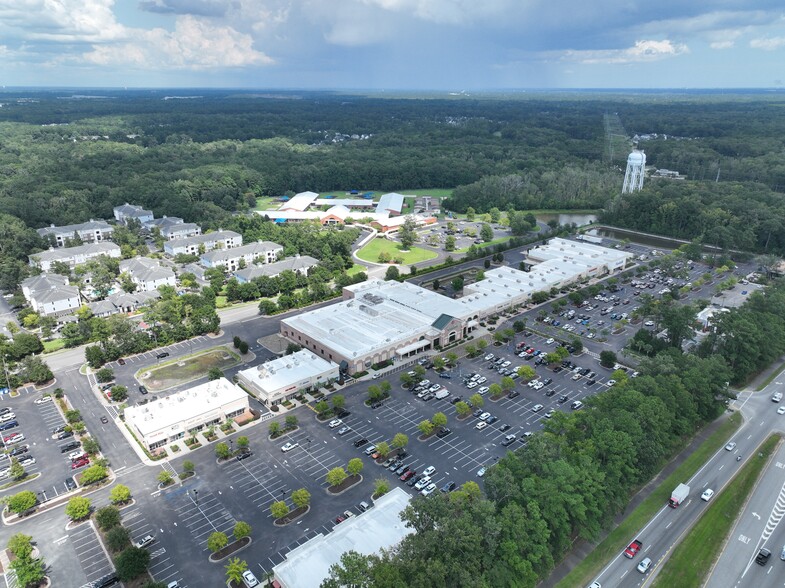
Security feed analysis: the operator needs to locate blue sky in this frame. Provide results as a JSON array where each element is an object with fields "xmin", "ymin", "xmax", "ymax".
[{"xmin": 0, "ymin": 0, "xmax": 783, "ymax": 89}]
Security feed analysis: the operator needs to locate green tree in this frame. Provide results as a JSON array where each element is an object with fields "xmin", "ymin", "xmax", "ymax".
[
  {"xmin": 455, "ymin": 401, "xmax": 471, "ymax": 417},
  {"xmin": 65, "ymin": 496, "xmax": 91, "ymax": 521},
  {"xmin": 477, "ymin": 339, "xmax": 489, "ymax": 351},
  {"xmin": 95, "ymin": 367, "xmax": 114, "ymax": 383},
  {"xmin": 7, "ymin": 533, "xmax": 33, "ymax": 558},
  {"xmin": 599, "ymin": 350, "xmax": 617, "ymax": 368},
  {"xmin": 207, "ymin": 367, "xmax": 223, "ymax": 380},
  {"xmin": 326, "ymin": 467, "xmax": 348, "ymax": 487},
  {"xmin": 83, "ymin": 437, "xmax": 101, "ymax": 455},
  {"xmin": 398, "ymin": 217, "xmax": 418, "ymax": 250},
  {"xmin": 418, "ymin": 420, "xmax": 434, "ymax": 436},
  {"xmin": 157, "ymin": 470, "xmax": 173, "ymax": 486},
  {"xmin": 106, "ymin": 526, "xmax": 131, "ymax": 552},
  {"xmin": 469, "ymin": 393, "xmax": 484, "ymax": 408},
  {"xmin": 182, "ymin": 460, "xmax": 195, "ymax": 475},
  {"xmin": 110, "ymin": 484, "xmax": 131, "ymax": 504},
  {"xmin": 480, "ymin": 223, "xmax": 494, "ymax": 242},
  {"xmin": 445, "ymin": 235, "xmax": 456, "ymax": 251},
  {"xmin": 451, "ymin": 276, "xmax": 464, "ymax": 292},
  {"xmin": 347, "ymin": 458, "xmax": 364, "ymax": 477},
  {"xmin": 115, "ymin": 546, "xmax": 151, "ymax": 581},
  {"xmin": 81, "ymin": 464, "xmax": 108, "ymax": 485},
  {"xmin": 380, "ymin": 381, "xmax": 392, "ymax": 395},
  {"xmin": 236, "ymin": 436, "xmax": 249, "ymax": 450},
  {"xmin": 375, "ymin": 441, "xmax": 391, "ymax": 458},
  {"xmin": 368, "ymin": 385, "xmax": 383, "ymax": 402},
  {"xmin": 314, "ymin": 400, "xmax": 331, "ymax": 416},
  {"xmin": 109, "ymin": 385, "xmax": 128, "ymax": 402},
  {"xmin": 285, "ymin": 414, "xmax": 299, "ymax": 429},
  {"xmin": 385, "ymin": 265, "xmax": 401, "ymax": 281},
  {"xmin": 10, "ymin": 553, "xmax": 45, "ymax": 588},
  {"xmin": 233, "ymin": 521, "xmax": 252, "ymax": 541},
  {"xmin": 488, "ymin": 383, "xmax": 502, "ymax": 398},
  {"xmin": 225, "ymin": 558, "xmax": 247, "ymax": 585},
  {"xmin": 500, "ymin": 376, "xmax": 515, "ymax": 392},
  {"xmin": 466, "ymin": 207, "xmax": 476, "ymax": 221},
  {"xmin": 95, "ymin": 505, "xmax": 121, "ymax": 531},
  {"xmin": 268, "ymin": 421, "xmax": 281, "ymax": 437},
  {"xmin": 291, "ymin": 488, "xmax": 311, "ymax": 509},
  {"xmin": 517, "ymin": 365, "xmax": 536, "ymax": 380},
  {"xmin": 207, "ymin": 531, "xmax": 229, "ymax": 553},
  {"xmin": 215, "ymin": 442, "xmax": 230, "ymax": 459},
  {"xmin": 431, "ymin": 413, "xmax": 448, "ymax": 429},
  {"xmin": 432, "ymin": 357, "xmax": 446, "ymax": 371},
  {"xmin": 374, "ymin": 478, "xmax": 391, "ymax": 497},
  {"xmin": 271, "ymin": 501, "xmax": 290, "ymax": 519},
  {"xmin": 392, "ymin": 432, "xmax": 409, "ymax": 449},
  {"xmin": 332, "ymin": 394, "xmax": 346, "ymax": 410},
  {"xmin": 9, "ymin": 459, "xmax": 25, "ymax": 481}
]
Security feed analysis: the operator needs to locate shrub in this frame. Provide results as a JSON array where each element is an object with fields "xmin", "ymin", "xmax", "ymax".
[{"xmin": 95, "ymin": 505, "xmax": 121, "ymax": 531}]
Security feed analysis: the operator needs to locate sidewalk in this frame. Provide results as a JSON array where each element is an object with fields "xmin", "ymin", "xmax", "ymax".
[{"xmin": 541, "ymin": 410, "xmax": 734, "ymax": 587}]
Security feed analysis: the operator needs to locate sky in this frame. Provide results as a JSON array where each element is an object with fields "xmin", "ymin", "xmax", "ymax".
[{"xmin": 0, "ymin": 0, "xmax": 784, "ymax": 89}]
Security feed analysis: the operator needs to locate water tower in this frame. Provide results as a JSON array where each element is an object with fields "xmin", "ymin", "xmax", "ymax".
[{"xmin": 622, "ymin": 150, "xmax": 646, "ymax": 193}]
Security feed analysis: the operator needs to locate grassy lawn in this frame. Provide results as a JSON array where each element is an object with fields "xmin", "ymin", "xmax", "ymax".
[
  {"xmin": 43, "ymin": 339, "xmax": 66, "ymax": 353},
  {"xmin": 455, "ymin": 236, "xmax": 512, "ymax": 254},
  {"xmin": 356, "ymin": 238, "xmax": 438, "ymax": 265},
  {"xmin": 347, "ymin": 264, "xmax": 367, "ymax": 276},
  {"xmin": 398, "ymin": 188, "xmax": 454, "ymax": 198},
  {"xmin": 557, "ymin": 412, "xmax": 742, "ymax": 588},
  {"xmin": 653, "ymin": 434, "xmax": 781, "ymax": 587},
  {"xmin": 215, "ymin": 295, "xmax": 229, "ymax": 309},
  {"xmin": 135, "ymin": 347, "xmax": 241, "ymax": 392},
  {"xmin": 254, "ymin": 196, "xmax": 279, "ymax": 210}
]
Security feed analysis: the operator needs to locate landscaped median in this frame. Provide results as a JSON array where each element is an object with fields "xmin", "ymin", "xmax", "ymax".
[
  {"xmin": 653, "ymin": 433, "xmax": 782, "ymax": 587},
  {"xmin": 556, "ymin": 412, "xmax": 742, "ymax": 588}
]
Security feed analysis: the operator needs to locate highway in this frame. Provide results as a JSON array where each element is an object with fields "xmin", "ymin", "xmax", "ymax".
[{"xmin": 588, "ymin": 376, "xmax": 785, "ymax": 588}]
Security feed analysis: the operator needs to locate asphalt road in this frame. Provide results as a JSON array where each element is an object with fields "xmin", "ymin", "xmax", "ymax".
[{"xmin": 587, "ymin": 382, "xmax": 776, "ymax": 588}]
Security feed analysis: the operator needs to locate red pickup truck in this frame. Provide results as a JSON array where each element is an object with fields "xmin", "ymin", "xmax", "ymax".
[{"xmin": 624, "ymin": 539, "xmax": 643, "ymax": 559}]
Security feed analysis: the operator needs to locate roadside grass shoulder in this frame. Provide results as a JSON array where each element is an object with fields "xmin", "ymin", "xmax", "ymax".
[
  {"xmin": 652, "ymin": 433, "xmax": 781, "ymax": 588},
  {"xmin": 556, "ymin": 412, "xmax": 742, "ymax": 588}
]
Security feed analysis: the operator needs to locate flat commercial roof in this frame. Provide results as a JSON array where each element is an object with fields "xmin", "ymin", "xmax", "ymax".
[
  {"xmin": 274, "ymin": 487, "xmax": 412, "ymax": 588},
  {"xmin": 125, "ymin": 378, "xmax": 247, "ymax": 436},
  {"xmin": 527, "ymin": 237, "xmax": 631, "ymax": 268},
  {"xmin": 237, "ymin": 350, "xmax": 338, "ymax": 393},
  {"xmin": 283, "ymin": 280, "xmax": 471, "ymax": 359},
  {"xmin": 280, "ymin": 191, "xmax": 319, "ymax": 211}
]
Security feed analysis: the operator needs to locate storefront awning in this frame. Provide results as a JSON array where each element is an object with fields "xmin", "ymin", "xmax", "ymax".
[{"xmin": 395, "ymin": 340, "xmax": 430, "ymax": 356}]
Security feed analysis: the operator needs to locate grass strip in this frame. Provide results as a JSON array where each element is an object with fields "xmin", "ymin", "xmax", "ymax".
[
  {"xmin": 556, "ymin": 412, "xmax": 742, "ymax": 588},
  {"xmin": 652, "ymin": 433, "xmax": 781, "ymax": 588},
  {"xmin": 755, "ymin": 361, "xmax": 785, "ymax": 392}
]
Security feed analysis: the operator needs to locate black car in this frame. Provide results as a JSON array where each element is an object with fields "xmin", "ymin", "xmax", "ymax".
[
  {"xmin": 543, "ymin": 378, "xmax": 553, "ymax": 385},
  {"xmin": 335, "ymin": 409, "xmax": 351, "ymax": 418},
  {"xmin": 64, "ymin": 477, "xmax": 77, "ymax": 491},
  {"xmin": 436, "ymin": 428, "xmax": 452, "ymax": 438},
  {"xmin": 57, "ymin": 431, "xmax": 74, "ymax": 440},
  {"xmin": 156, "ymin": 352, "xmax": 169, "ymax": 359},
  {"xmin": 88, "ymin": 572, "xmax": 118, "ymax": 588},
  {"xmin": 507, "ymin": 390, "xmax": 520, "ymax": 399},
  {"xmin": 473, "ymin": 408, "xmax": 483, "ymax": 417},
  {"xmin": 9, "ymin": 445, "xmax": 29, "ymax": 457},
  {"xmin": 499, "ymin": 424, "xmax": 511, "ymax": 432},
  {"xmin": 138, "ymin": 386, "xmax": 148, "ymax": 395},
  {"xmin": 52, "ymin": 425, "xmax": 67, "ymax": 434},
  {"xmin": 440, "ymin": 481, "xmax": 456, "ymax": 493},
  {"xmin": 353, "ymin": 438, "xmax": 369, "ymax": 447},
  {"xmin": 407, "ymin": 474, "xmax": 422, "ymax": 487},
  {"xmin": 586, "ymin": 379, "xmax": 596, "ymax": 386},
  {"xmin": 60, "ymin": 441, "xmax": 81, "ymax": 453},
  {"xmin": 395, "ymin": 464, "xmax": 409, "ymax": 476},
  {"xmin": 557, "ymin": 395, "xmax": 569, "ymax": 404},
  {"xmin": 449, "ymin": 397, "xmax": 462, "ymax": 405},
  {"xmin": 487, "ymin": 415, "xmax": 498, "ymax": 424},
  {"xmin": 545, "ymin": 389, "xmax": 556, "ymax": 397},
  {"xmin": 236, "ymin": 451, "xmax": 252, "ymax": 461},
  {"xmin": 371, "ymin": 401, "xmax": 384, "ymax": 409},
  {"xmin": 553, "ymin": 366, "xmax": 563, "ymax": 373}
]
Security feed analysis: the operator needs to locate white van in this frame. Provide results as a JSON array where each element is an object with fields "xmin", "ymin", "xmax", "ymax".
[{"xmin": 435, "ymin": 389, "xmax": 450, "ymax": 400}]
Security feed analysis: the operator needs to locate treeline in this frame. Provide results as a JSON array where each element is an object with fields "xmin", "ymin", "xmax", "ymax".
[
  {"xmin": 443, "ymin": 166, "xmax": 619, "ymax": 213},
  {"xmin": 601, "ymin": 179, "xmax": 785, "ymax": 254},
  {"xmin": 700, "ymin": 279, "xmax": 785, "ymax": 384},
  {"xmin": 321, "ymin": 352, "xmax": 732, "ymax": 588}
]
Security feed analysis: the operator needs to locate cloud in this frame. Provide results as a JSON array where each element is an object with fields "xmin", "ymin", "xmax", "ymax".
[
  {"xmin": 557, "ymin": 40, "xmax": 689, "ymax": 64},
  {"xmin": 81, "ymin": 15, "xmax": 274, "ymax": 69},
  {"xmin": 138, "ymin": 0, "xmax": 228, "ymax": 17},
  {"xmin": 0, "ymin": 0, "xmax": 127, "ymax": 43},
  {"xmin": 710, "ymin": 40, "xmax": 735, "ymax": 49},
  {"xmin": 750, "ymin": 36, "xmax": 785, "ymax": 50}
]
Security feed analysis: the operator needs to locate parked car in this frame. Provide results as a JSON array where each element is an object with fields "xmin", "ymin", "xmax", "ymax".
[
  {"xmin": 328, "ymin": 419, "xmax": 343, "ymax": 428},
  {"xmin": 34, "ymin": 396, "xmax": 53, "ymax": 405},
  {"xmin": 280, "ymin": 442, "xmax": 299, "ymax": 452},
  {"xmin": 353, "ymin": 438, "xmax": 369, "ymax": 447},
  {"xmin": 531, "ymin": 404, "xmax": 544, "ymax": 412},
  {"xmin": 134, "ymin": 534, "xmax": 155, "ymax": 549},
  {"xmin": 242, "ymin": 570, "xmax": 259, "ymax": 587}
]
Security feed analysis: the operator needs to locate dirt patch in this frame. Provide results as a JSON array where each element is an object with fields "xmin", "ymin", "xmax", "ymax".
[
  {"xmin": 208, "ymin": 536, "xmax": 251, "ymax": 561},
  {"xmin": 273, "ymin": 505, "xmax": 310, "ymax": 526},
  {"xmin": 258, "ymin": 334, "xmax": 288, "ymax": 354},
  {"xmin": 328, "ymin": 474, "xmax": 362, "ymax": 494}
]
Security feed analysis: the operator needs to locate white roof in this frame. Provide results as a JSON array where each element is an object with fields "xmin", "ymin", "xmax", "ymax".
[
  {"xmin": 237, "ymin": 350, "xmax": 338, "ymax": 393},
  {"xmin": 125, "ymin": 378, "xmax": 247, "ymax": 436},
  {"xmin": 274, "ymin": 487, "xmax": 412, "ymax": 588},
  {"xmin": 376, "ymin": 192, "xmax": 404, "ymax": 214},
  {"xmin": 281, "ymin": 192, "xmax": 319, "ymax": 211},
  {"xmin": 312, "ymin": 198, "xmax": 374, "ymax": 208},
  {"xmin": 526, "ymin": 237, "xmax": 631, "ymax": 268},
  {"xmin": 257, "ymin": 210, "xmax": 323, "ymax": 221},
  {"xmin": 283, "ymin": 280, "xmax": 472, "ymax": 359}
]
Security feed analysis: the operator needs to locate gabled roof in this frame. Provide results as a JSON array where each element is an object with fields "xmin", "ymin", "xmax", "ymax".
[
  {"xmin": 30, "ymin": 242, "xmax": 121, "ymax": 263},
  {"xmin": 376, "ymin": 193, "xmax": 405, "ymax": 215},
  {"xmin": 33, "ymin": 283, "xmax": 80, "ymax": 304},
  {"xmin": 37, "ymin": 219, "xmax": 113, "ymax": 238},
  {"xmin": 234, "ymin": 256, "xmax": 319, "ymax": 281},
  {"xmin": 200, "ymin": 241, "xmax": 282, "ymax": 264},
  {"xmin": 114, "ymin": 203, "xmax": 153, "ymax": 218},
  {"xmin": 431, "ymin": 313, "xmax": 455, "ymax": 330},
  {"xmin": 22, "ymin": 273, "xmax": 69, "ymax": 292},
  {"xmin": 144, "ymin": 216, "xmax": 184, "ymax": 229}
]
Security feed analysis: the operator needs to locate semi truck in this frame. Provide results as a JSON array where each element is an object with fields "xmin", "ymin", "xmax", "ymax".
[{"xmin": 669, "ymin": 483, "xmax": 690, "ymax": 507}]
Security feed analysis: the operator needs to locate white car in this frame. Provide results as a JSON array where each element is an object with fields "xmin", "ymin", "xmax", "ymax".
[
  {"xmin": 477, "ymin": 377, "xmax": 487, "ymax": 384},
  {"xmin": 701, "ymin": 488, "xmax": 715, "ymax": 502},
  {"xmin": 337, "ymin": 426, "xmax": 351, "ymax": 435},
  {"xmin": 34, "ymin": 396, "xmax": 53, "ymax": 404},
  {"xmin": 414, "ymin": 476, "xmax": 431, "ymax": 490},
  {"xmin": 18, "ymin": 457, "xmax": 35, "ymax": 467},
  {"xmin": 475, "ymin": 421, "xmax": 488, "ymax": 430},
  {"xmin": 134, "ymin": 534, "xmax": 155, "ymax": 549},
  {"xmin": 477, "ymin": 467, "xmax": 487, "ymax": 477},
  {"xmin": 478, "ymin": 386, "xmax": 489, "ymax": 395},
  {"xmin": 533, "ymin": 382, "xmax": 544, "ymax": 390},
  {"xmin": 484, "ymin": 354, "xmax": 494, "ymax": 361},
  {"xmin": 242, "ymin": 570, "xmax": 259, "ymax": 587},
  {"xmin": 420, "ymin": 482, "xmax": 437, "ymax": 497},
  {"xmin": 467, "ymin": 381, "xmax": 478, "ymax": 389},
  {"xmin": 0, "ymin": 412, "xmax": 15, "ymax": 422},
  {"xmin": 281, "ymin": 442, "xmax": 299, "ymax": 452},
  {"xmin": 422, "ymin": 465, "xmax": 436, "ymax": 477},
  {"xmin": 328, "ymin": 419, "xmax": 343, "ymax": 428},
  {"xmin": 644, "ymin": 320, "xmax": 655, "ymax": 327},
  {"xmin": 68, "ymin": 450, "xmax": 87, "ymax": 461},
  {"xmin": 531, "ymin": 404, "xmax": 544, "ymax": 412},
  {"xmin": 725, "ymin": 442, "xmax": 737, "ymax": 451},
  {"xmin": 777, "ymin": 406, "xmax": 785, "ymax": 415},
  {"xmin": 606, "ymin": 379, "xmax": 616, "ymax": 387},
  {"xmin": 479, "ymin": 412, "xmax": 491, "ymax": 421},
  {"xmin": 527, "ymin": 379, "xmax": 539, "ymax": 388},
  {"xmin": 546, "ymin": 338, "xmax": 554, "ymax": 345}
]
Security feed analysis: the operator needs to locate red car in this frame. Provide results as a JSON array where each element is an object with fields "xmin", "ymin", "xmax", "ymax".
[
  {"xmin": 624, "ymin": 539, "xmax": 643, "ymax": 559},
  {"xmin": 400, "ymin": 470, "xmax": 416, "ymax": 482},
  {"xmin": 71, "ymin": 457, "xmax": 90, "ymax": 470}
]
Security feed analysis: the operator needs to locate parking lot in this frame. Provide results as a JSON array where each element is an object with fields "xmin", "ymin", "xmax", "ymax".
[{"xmin": 0, "ymin": 391, "xmax": 85, "ymax": 499}]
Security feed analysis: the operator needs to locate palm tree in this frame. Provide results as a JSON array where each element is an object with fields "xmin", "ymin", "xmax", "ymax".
[{"xmin": 225, "ymin": 558, "xmax": 246, "ymax": 586}]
